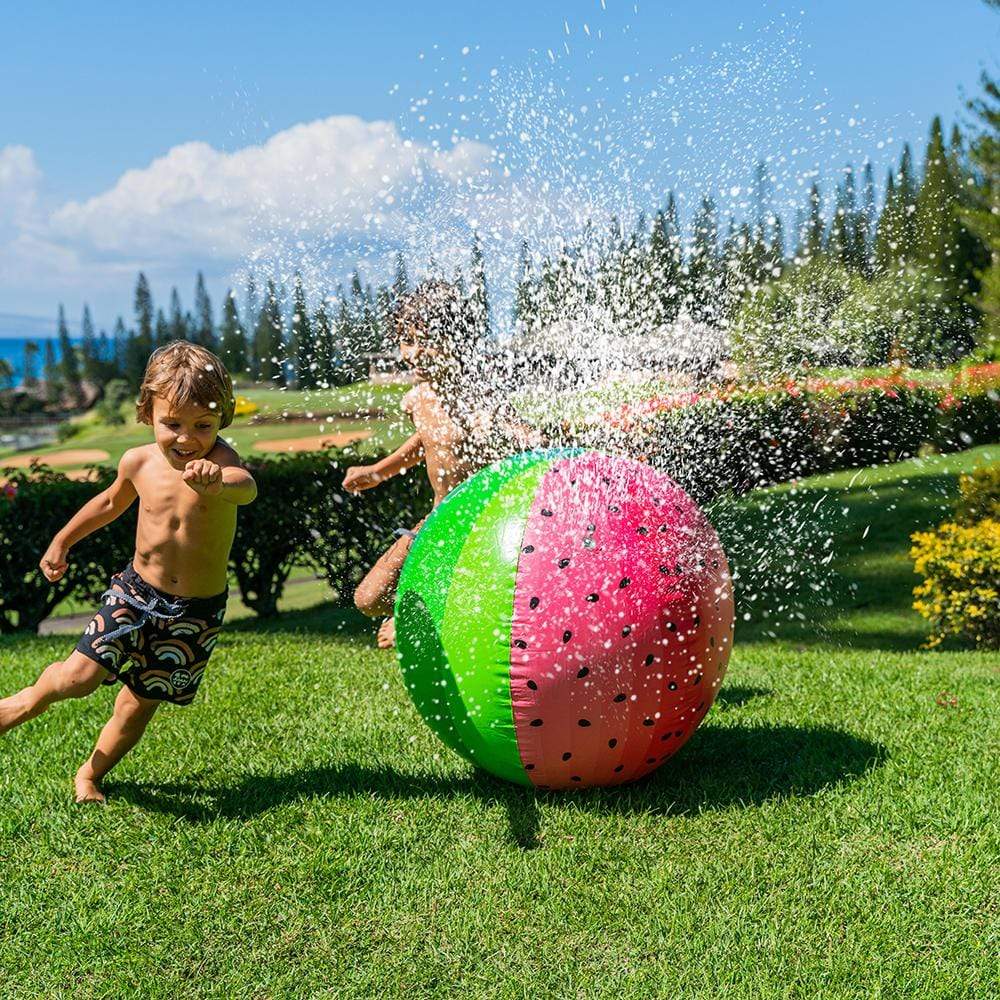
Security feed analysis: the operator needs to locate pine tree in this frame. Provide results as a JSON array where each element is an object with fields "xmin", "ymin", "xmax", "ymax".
[
  {"xmin": 964, "ymin": 50, "xmax": 1000, "ymax": 346},
  {"xmin": 112, "ymin": 317, "xmax": 128, "ymax": 377},
  {"xmin": 81, "ymin": 304, "xmax": 100, "ymax": 382},
  {"xmin": 245, "ymin": 274, "xmax": 259, "ymax": 340},
  {"xmin": 57, "ymin": 304, "xmax": 82, "ymax": 403},
  {"xmin": 22, "ymin": 340, "xmax": 39, "ymax": 388},
  {"xmin": 97, "ymin": 331, "xmax": 111, "ymax": 374},
  {"xmin": 375, "ymin": 285, "xmax": 393, "ymax": 356},
  {"xmin": 470, "ymin": 233, "xmax": 490, "ymax": 342},
  {"xmin": 134, "ymin": 273, "xmax": 154, "ymax": 363},
  {"xmin": 124, "ymin": 330, "xmax": 147, "ymax": 390},
  {"xmin": 874, "ymin": 172, "xmax": 904, "ymax": 275},
  {"xmin": 312, "ymin": 299, "xmax": 334, "ymax": 387},
  {"xmin": 897, "ymin": 143, "xmax": 919, "ymax": 252},
  {"xmin": 290, "ymin": 272, "xmax": 313, "ymax": 388},
  {"xmin": 857, "ymin": 161, "xmax": 877, "ymax": 275},
  {"xmin": 219, "ymin": 290, "xmax": 249, "ymax": 377},
  {"xmin": 392, "ymin": 252, "xmax": 409, "ymax": 305},
  {"xmin": 43, "ymin": 339, "xmax": 61, "ymax": 405},
  {"xmin": 192, "ymin": 272, "xmax": 215, "ymax": 349},
  {"xmin": 803, "ymin": 182, "xmax": 825, "ymax": 261},
  {"xmin": 154, "ymin": 309, "xmax": 169, "ymax": 348},
  {"xmin": 254, "ymin": 279, "xmax": 285, "ymax": 384},
  {"xmin": 686, "ymin": 195, "xmax": 720, "ymax": 322},
  {"xmin": 914, "ymin": 117, "xmax": 964, "ymax": 280},
  {"xmin": 169, "ymin": 287, "xmax": 186, "ymax": 342}
]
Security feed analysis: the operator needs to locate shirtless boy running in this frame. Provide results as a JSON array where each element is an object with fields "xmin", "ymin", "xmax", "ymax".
[
  {"xmin": 0, "ymin": 341, "xmax": 257, "ymax": 803},
  {"xmin": 344, "ymin": 279, "xmax": 540, "ymax": 648}
]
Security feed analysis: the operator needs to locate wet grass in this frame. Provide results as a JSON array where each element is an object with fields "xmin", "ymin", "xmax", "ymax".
[{"xmin": 0, "ymin": 446, "xmax": 996, "ymax": 998}]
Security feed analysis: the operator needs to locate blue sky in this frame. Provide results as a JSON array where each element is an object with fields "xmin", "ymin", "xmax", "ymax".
[{"xmin": 0, "ymin": 0, "xmax": 997, "ymax": 333}]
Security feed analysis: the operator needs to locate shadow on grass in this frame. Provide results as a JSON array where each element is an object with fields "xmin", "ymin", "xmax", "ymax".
[
  {"xmin": 226, "ymin": 601, "xmax": 373, "ymax": 640},
  {"xmin": 110, "ymin": 721, "xmax": 884, "ymax": 850}
]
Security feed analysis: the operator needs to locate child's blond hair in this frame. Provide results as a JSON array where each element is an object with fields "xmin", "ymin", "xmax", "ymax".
[{"xmin": 136, "ymin": 341, "xmax": 235, "ymax": 428}]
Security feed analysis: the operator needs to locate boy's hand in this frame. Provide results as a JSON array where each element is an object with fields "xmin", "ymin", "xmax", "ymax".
[
  {"xmin": 342, "ymin": 465, "xmax": 383, "ymax": 493},
  {"xmin": 40, "ymin": 541, "xmax": 69, "ymax": 583},
  {"xmin": 183, "ymin": 459, "xmax": 223, "ymax": 496}
]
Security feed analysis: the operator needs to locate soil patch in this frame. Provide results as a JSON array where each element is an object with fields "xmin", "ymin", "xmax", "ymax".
[
  {"xmin": 1, "ymin": 448, "xmax": 110, "ymax": 469},
  {"xmin": 252, "ymin": 431, "xmax": 372, "ymax": 453}
]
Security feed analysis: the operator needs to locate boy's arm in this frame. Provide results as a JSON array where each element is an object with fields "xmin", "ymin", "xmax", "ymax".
[
  {"xmin": 183, "ymin": 445, "xmax": 257, "ymax": 506},
  {"xmin": 40, "ymin": 451, "xmax": 140, "ymax": 582},
  {"xmin": 343, "ymin": 433, "xmax": 425, "ymax": 493}
]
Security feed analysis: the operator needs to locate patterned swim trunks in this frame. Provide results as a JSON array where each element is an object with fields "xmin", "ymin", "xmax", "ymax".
[{"xmin": 76, "ymin": 563, "xmax": 227, "ymax": 706}]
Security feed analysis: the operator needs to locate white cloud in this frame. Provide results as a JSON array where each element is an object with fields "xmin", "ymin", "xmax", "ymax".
[
  {"xmin": 0, "ymin": 116, "xmax": 501, "ymax": 320},
  {"xmin": 49, "ymin": 116, "xmax": 496, "ymax": 265}
]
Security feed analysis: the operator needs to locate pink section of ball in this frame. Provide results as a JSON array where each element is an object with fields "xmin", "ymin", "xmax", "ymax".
[{"xmin": 508, "ymin": 453, "xmax": 734, "ymax": 790}]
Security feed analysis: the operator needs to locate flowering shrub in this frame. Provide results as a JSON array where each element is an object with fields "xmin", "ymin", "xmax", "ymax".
[
  {"xmin": 600, "ymin": 364, "xmax": 1000, "ymax": 503},
  {"xmin": 911, "ymin": 518, "xmax": 1000, "ymax": 649},
  {"xmin": 954, "ymin": 464, "xmax": 1000, "ymax": 525}
]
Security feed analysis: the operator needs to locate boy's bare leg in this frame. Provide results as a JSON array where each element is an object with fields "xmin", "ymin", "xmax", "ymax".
[
  {"xmin": 0, "ymin": 650, "xmax": 109, "ymax": 734},
  {"xmin": 75, "ymin": 686, "xmax": 160, "ymax": 804},
  {"xmin": 354, "ymin": 526, "xmax": 422, "ymax": 649}
]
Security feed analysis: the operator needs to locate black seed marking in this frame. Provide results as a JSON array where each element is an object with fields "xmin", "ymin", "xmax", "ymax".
[
  {"xmin": 527, "ymin": 680, "xmax": 538, "ymax": 691},
  {"xmin": 562, "ymin": 630, "xmax": 573, "ymax": 643},
  {"xmin": 525, "ymin": 763, "xmax": 535, "ymax": 770},
  {"xmin": 613, "ymin": 693, "xmax": 627, "ymax": 703},
  {"xmin": 513, "ymin": 639, "xmax": 527, "ymax": 649},
  {"xmin": 558, "ymin": 558, "xmax": 570, "ymax": 568},
  {"xmin": 675, "ymin": 730, "xmax": 683, "ymax": 737},
  {"xmin": 529, "ymin": 596, "xmax": 540, "ymax": 610},
  {"xmin": 643, "ymin": 718, "xmax": 654, "ymax": 727},
  {"xmin": 693, "ymin": 673, "xmax": 703, "ymax": 684},
  {"xmin": 644, "ymin": 653, "xmax": 655, "ymax": 666},
  {"xmin": 614, "ymin": 764, "xmax": 624, "ymax": 773},
  {"xmin": 693, "ymin": 614, "xmax": 701, "ymax": 627},
  {"xmin": 646, "ymin": 758, "xmax": 656, "ymax": 764},
  {"xmin": 530, "ymin": 719, "xmax": 543, "ymax": 727},
  {"xmin": 571, "ymin": 775, "xmax": 582, "ymax": 782},
  {"xmin": 577, "ymin": 667, "xmax": 589, "ymax": 679},
  {"xmin": 608, "ymin": 738, "xmax": 618, "ymax": 748},
  {"xmin": 659, "ymin": 565, "xmax": 670, "ymax": 574},
  {"xmin": 658, "ymin": 524, "xmax": 668, "ymax": 533},
  {"xmin": 586, "ymin": 593, "xmax": 599, "ymax": 603},
  {"xmin": 637, "ymin": 526, "xmax": 649, "ymax": 536},
  {"xmin": 586, "ymin": 523, "xmax": 596, "ymax": 532},
  {"xmin": 668, "ymin": 682, "xmax": 678, "ymax": 691},
  {"xmin": 666, "ymin": 621, "xmax": 677, "ymax": 631},
  {"xmin": 578, "ymin": 718, "xmax": 591, "ymax": 727},
  {"xmin": 660, "ymin": 732, "xmax": 671, "ymax": 741},
  {"xmin": 541, "ymin": 509, "xmax": 553, "ymax": 517},
  {"xmin": 709, "ymin": 636, "xmax": 716, "ymax": 647},
  {"xmin": 619, "ymin": 577, "xmax": 631, "ymax": 588},
  {"xmin": 622, "ymin": 626, "xmax": 632, "ymax": 637},
  {"xmin": 711, "ymin": 558, "xmax": 719, "ymax": 568},
  {"xmin": 609, "ymin": 504, "xmax": 620, "ymax": 513},
  {"xmin": 522, "ymin": 545, "xmax": 535, "ymax": 553},
  {"xmin": 697, "ymin": 700, "xmax": 706, "ymax": 711},
  {"xmin": 601, "ymin": 476, "xmax": 611, "ymax": 485},
  {"xmin": 562, "ymin": 752, "xmax": 572, "ymax": 761}
]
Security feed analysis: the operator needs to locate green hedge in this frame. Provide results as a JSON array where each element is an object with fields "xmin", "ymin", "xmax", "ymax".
[
  {"xmin": 597, "ymin": 374, "xmax": 1000, "ymax": 504},
  {"xmin": 0, "ymin": 450, "xmax": 432, "ymax": 633}
]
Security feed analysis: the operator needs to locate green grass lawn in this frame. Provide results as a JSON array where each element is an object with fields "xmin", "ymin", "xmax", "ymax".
[{"xmin": 0, "ymin": 447, "xmax": 997, "ymax": 998}]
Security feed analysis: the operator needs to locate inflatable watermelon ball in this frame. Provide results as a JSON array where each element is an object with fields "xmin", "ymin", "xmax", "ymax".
[{"xmin": 395, "ymin": 449, "xmax": 735, "ymax": 790}]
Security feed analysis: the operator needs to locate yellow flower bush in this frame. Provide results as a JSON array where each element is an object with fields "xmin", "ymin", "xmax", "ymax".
[
  {"xmin": 911, "ymin": 517, "xmax": 1000, "ymax": 649},
  {"xmin": 954, "ymin": 464, "xmax": 1000, "ymax": 524},
  {"xmin": 233, "ymin": 395, "xmax": 258, "ymax": 418}
]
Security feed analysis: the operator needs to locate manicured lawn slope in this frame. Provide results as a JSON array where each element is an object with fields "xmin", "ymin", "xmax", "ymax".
[{"xmin": 0, "ymin": 448, "xmax": 996, "ymax": 998}]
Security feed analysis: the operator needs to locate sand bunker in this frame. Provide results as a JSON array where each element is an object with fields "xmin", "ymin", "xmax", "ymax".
[
  {"xmin": 252, "ymin": 431, "xmax": 372, "ymax": 453},
  {"xmin": 2, "ymin": 449, "xmax": 110, "ymax": 468}
]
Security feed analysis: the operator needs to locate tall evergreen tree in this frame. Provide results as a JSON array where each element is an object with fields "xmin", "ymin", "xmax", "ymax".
[
  {"xmin": 80, "ymin": 304, "xmax": 100, "ymax": 382},
  {"xmin": 134, "ymin": 273, "xmax": 154, "ymax": 361},
  {"xmin": 253, "ymin": 279, "xmax": 285, "ymax": 384},
  {"xmin": 154, "ymin": 308, "xmax": 169, "ymax": 348},
  {"xmin": 470, "ymin": 233, "xmax": 490, "ymax": 341},
  {"xmin": 22, "ymin": 340, "xmax": 39, "ymax": 388},
  {"xmin": 245, "ymin": 274, "xmax": 259, "ymax": 341},
  {"xmin": 312, "ymin": 299, "xmax": 334, "ymax": 386},
  {"xmin": 219, "ymin": 290, "xmax": 249, "ymax": 377},
  {"xmin": 857, "ymin": 161, "xmax": 877, "ymax": 275},
  {"xmin": 897, "ymin": 143, "xmax": 919, "ymax": 253},
  {"xmin": 290, "ymin": 272, "xmax": 314, "ymax": 388},
  {"xmin": 124, "ymin": 330, "xmax": 147, "ymax": 390},
  {"xmin": 804, "ymin": 182, "xmax": 825, "ymax": 261},
  {"xmin": 43, "ymin": 339, "xmax": 61, "ymax": 405},
  {"xmin": 686, "ymin": 195, "xmax": 720, "ymax": 322},
  {"xmin": 169, "ymin": 287, "xmax": 186, "ymax": 342},
  {"xmin": 193, "ymin": 271, "xmax": 215, "ymax": 349},
  {"xmin": 112, "ymin": 317, "xmax": 128, "ymax": 377},
  {"xmin": 57, "ymin": 304, "xmax": 82, "ymax": 403},
  {"xmin": 392, "ymin": 252, "xmax": 409, "ymax": 305},
  {"xmin": 513, "ymin": 239, "xmax": 537, "ymax": 330},
  {"xmin": 964, "ymin": 41, "xmax": 1000, "ymax": 355},
  {"xmin": 874, "ymin": 172, "xmax": 905, "ymax": 274}
]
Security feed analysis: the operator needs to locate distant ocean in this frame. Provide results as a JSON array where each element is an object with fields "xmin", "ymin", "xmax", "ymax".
[{"xmin": 0, "ymin": 337, "xmax": 78, "ymax": 385}]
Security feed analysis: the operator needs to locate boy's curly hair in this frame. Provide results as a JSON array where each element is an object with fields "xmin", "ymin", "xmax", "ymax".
[
  {"xmin": 394, "ymin": 279, "xmax": 477, "ymax": 356},
  {"xmin": 136, "ymin": 340, "xmax": 235, "ymax": 428}
]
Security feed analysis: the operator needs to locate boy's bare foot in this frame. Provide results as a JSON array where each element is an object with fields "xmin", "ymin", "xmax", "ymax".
[
  {"xmin": 74, "ymin": 770, "xmax": 106, "ymax": 805},
  {"xmin": 377, "ymin": 618, "xmax": 396, "ymax": 649}
]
